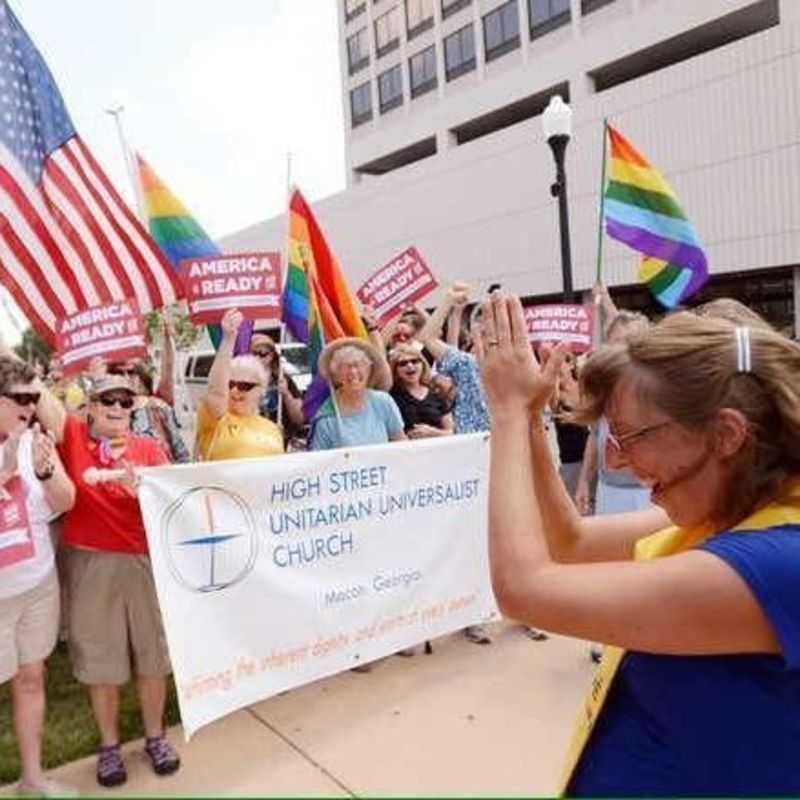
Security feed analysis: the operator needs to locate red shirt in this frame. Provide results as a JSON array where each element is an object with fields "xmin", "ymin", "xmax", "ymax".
[{"xmin": 59, "ymin": 415, "xmax": 168, "ymax": 554}]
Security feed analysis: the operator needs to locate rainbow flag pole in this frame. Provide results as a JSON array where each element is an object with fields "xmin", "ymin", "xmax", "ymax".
[{"xmin": 602, "ymin": 125, "xmax": 709, "ymax": 308}]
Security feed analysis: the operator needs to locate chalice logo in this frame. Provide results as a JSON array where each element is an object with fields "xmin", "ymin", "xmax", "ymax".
[{"xmin": 161, "ymin": 486, "xmax": 258, "ymax": 593}]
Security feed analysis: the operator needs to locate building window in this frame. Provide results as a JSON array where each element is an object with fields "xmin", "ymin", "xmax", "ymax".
[
  {"xmin": 409, "ymin": 45, "xmax": 437, "ymax": 98},
  {"xmin": 378, "ymin": 64, "xmax": 404, "ymax": 113},
  {"xmin": 347, "ymin": 28, "xmax": 370, "ymax": 74},
  {"xmin": 350, "ymin": 82, "xmax": 373, "ymax": 127},
  {"xmin": 375, "ymin": 6, "xmax": 401, "ymax": 57},
  {"xmin": 444, "ymin": 24, "xmax": 476, "ymax": 81},
  {"xmin": 528, "ymin": 0, "xmax": 570, "ymax": 39},
  {"xmin": 442, "ymin": 0, "xmax": 471, "ymax": 19},
  {"xmin": 345, "ymin": 0, "xmax": 366, "ymax": 22},
  {"xmin": 483, "ymin": 0, "xmax": 520, "ymax": 63},
  {"xmin": 406, "ymin": 0, "xmax": 434, "ymax": 38},
  {"xmin": 581, "ymin": 0, "xmax": 615, "ymax": 14}
]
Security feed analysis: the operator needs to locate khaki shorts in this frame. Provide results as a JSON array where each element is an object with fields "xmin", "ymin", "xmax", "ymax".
[
  {"xmin": 66, "ymin": 549, "xmax": 171, "ymax": 685},
  {"xmin": 0, "ymin": 570, "xmax": 59, "ymax": 684}
]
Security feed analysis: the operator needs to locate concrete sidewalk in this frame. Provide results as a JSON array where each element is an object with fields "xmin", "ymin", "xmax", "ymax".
[{"xmin": 4, "ymin": 623, "xmax": 594, "ymax": 796}]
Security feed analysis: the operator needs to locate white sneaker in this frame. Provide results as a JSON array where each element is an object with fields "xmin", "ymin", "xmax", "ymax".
[{"xmin": 16, "ymin": 778, "xmax": 78, "ymax": 798}]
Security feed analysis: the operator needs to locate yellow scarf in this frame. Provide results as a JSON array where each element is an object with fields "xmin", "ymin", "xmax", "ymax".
[{"xmin": 557, "ymin": 480, "xmax": 800, "ymax": 796}]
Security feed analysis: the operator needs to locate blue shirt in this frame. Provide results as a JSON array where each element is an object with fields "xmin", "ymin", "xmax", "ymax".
[
  {"xmin": 437, "ymin": 346, "xmax": 489, "ymax": 434},
  {"xmin": 570, "ymin": 525, "xmax": 800, "ymax": 796},
  {"xmin": 309, "ymin": 390, "xmax": 404, "ymax": 450}
]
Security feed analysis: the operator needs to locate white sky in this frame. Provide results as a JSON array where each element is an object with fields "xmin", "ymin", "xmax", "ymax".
[{"xmin": 0, "ymin": 0, "xmax": 346, "ymax": 345}]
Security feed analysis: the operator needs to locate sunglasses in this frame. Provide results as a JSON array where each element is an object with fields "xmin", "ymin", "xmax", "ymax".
[
  {"xmin": 252, "ymin": 349, "xmax": 275, "ymax": 358},
  {"xmin": 108, "ymin": 367, "xmax": 137, "ymax": 377},
  {"xmin": 396, "ymin": 359, "xmax": 421, "ymax": 368},
  {"xmin": 2, "ymin": 391, "xmax": 41, "ymax": 407},
  {"xmin": 97, "ymin": 394, "xmax": 135, "ymax": 410},
  {"xmin": 229, "ymin": 380, "xmax": 259, "ymax": 393}
]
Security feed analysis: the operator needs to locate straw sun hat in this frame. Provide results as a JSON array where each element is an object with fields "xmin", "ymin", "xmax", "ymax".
[{"xmin": 318, "ymin": 337, "xmax": 385, "ymax": 387}]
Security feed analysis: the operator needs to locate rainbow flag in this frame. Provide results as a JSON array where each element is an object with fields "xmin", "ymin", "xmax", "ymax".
[
  {"xmin": 604, "ymin": 125, "xmax": 708, "ymax": 308},
  {"xmin": 284, "ymin": 188, "xmax": 367, "ymax": 418},
  {"xmin": 136, "ymin": 153, "xmax": 251, "ymax": 350}
]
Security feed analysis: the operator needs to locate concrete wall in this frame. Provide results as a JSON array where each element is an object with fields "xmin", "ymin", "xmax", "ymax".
[{"xmin": 219, "ymin": 0, "xmax": 800, "ymax": 304}]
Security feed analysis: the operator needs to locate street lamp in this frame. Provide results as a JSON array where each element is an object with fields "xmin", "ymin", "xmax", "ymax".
[{"xmin": 542, "ymin": 95, "xmax": 575, "ymax": 303}]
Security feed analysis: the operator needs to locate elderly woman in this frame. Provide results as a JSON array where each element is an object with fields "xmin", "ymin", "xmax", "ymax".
[
  {"xmin": 478, "ymin": 291, "xmax": 800, "ymax": 796},
  {"xmin": 309, "ymin": 338, "xmax": 406, "ymax": 451},
  {"xmin": 196, "ymin": 309, "xmax": 284, "ymax": 461},
  {"xmin": 0, "ymin": 357, "xmax": 75, "ymax": 797},
  {"xmin": 33, "ymin": 373, "xmax": 180, "ymax": 788},
  {"xmin": 389, "ymin": 344, "xmax": 453, "ymax": 438}
]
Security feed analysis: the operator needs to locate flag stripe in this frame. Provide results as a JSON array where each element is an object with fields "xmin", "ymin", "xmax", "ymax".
[
  {"xmin": 0, "ymin": 166, "xmax": 79, "ymax": 315},
  {"xmin": 605, "ymin": 199, "xmax": 702, "ymax": 248},
  {"xmin": 605, "ymin": 180, "xmax": 687, "ymax": 221},
  {"xmin": 42, "ymin": 162, "xmax": 121, "ymax": 303},
  {"xmin": 609, "ymin": 157, "xmax": 676, "ymax": 198},
  {"xmin": 56, "ymin": 146, "xmax": 152, "ymax": 309},
  {"xmin": 0, "ymin": 223, "xmax": 64, "ymax": 327},
  {"xmin": 0, "ymin": 257, "xmax": 54, "ymax": 339},
  {"xmin": 606, "ymin": 218, "xmax": 707, "ymax": 271},
  {"xmin": 45, "ymin": 154, "xmax": 139, "ymax": 303}
]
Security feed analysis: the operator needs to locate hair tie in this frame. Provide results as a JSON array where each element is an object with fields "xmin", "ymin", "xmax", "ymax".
[{"xmin": 735, "ymin": 326, "xmax": 752, "ymax": 373}]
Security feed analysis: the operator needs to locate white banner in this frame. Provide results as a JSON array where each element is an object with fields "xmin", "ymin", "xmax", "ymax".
[{"xmin": 137, "ymin": 434, "xmax": 496, "ymax": 737}]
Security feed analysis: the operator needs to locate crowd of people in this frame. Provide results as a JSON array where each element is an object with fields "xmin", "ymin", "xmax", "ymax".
[{"xmin": 2, "ymin": 279, "xmax": 799, "ymax": 796}]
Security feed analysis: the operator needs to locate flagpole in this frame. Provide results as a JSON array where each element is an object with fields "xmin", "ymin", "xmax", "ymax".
[
  {"xmin": 593, "ymin": 118, "xmax": 609, "ymax": 348},
  {"xmin": 277, "ymin": 152, "xmax": 294, "ymax": 433},
  {"xmin": 104, "ymin": 104, "xmax": 145, "ymax": 222},
  {"xmin": 595, "ymin": 118, "xmax": 609, "ymax": 285}
]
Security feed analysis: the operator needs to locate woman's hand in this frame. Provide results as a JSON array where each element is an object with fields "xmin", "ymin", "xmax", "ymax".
[
  {"xmin": 408, "ymin": 423, "xmax": 441, "ymax": 439},
  {"xmin": 31, "ymin": 423, "xmax": 56, "ymax": 479},
  {"xmin": 221, "ymin": 308, "xmax": 243, "ymax": 340},
  {"xmin": 475, "ymin": 292, "xmax": 567, "ymax": 421},
  {"xmin": 117, "ymin": 460, "xmax": 141, "ymax": 497}
]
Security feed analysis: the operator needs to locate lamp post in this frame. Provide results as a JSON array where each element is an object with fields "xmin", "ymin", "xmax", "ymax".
[{"xmin": 542, "ymin": 95, "xmax": 575, "ymax": 303}]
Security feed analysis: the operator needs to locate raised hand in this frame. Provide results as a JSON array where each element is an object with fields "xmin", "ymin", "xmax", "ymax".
[
  {"xmin": 447, "ymin": 282, "xmax": 471, "ymax": 307},
  {"xmin": 361, "ymin": 304, "xmax": 379, "ymax": 331},
  {"xmin": 221, "ymin": 308, "xmax": 243, "ymax": 339},
  {"xmin": 475, "ymin": 291, "xmax": 568, "ymax": 422}
]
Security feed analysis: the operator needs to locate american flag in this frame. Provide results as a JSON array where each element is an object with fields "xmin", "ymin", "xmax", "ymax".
[{"xmin": 0, "ymin": 2, "xmax": 183, "ymax": 344}]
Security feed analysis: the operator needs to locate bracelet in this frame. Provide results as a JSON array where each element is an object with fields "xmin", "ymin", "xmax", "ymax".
[{"xmin": 35, "ymin": 466, "xmax": 55, "ymax": 481}]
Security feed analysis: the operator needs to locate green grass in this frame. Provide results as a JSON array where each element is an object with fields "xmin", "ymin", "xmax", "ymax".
[{"xmin": 0, "ymin": 642, "xmax": 180, "ymax": 786}]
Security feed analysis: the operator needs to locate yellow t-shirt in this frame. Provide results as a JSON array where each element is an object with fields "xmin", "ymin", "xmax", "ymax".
[{"xmin": 196, "ymin": 403, "xmax": 284, "ymax": 462}]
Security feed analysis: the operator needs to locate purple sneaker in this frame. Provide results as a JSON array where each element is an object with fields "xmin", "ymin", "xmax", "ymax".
[
  {"xmin": 96, "ymin": 744, "xmax": 127, "ymax": 787},
  {"xmin": 144, "ymin": 734, "xmax": 181, "ymax": 776}
]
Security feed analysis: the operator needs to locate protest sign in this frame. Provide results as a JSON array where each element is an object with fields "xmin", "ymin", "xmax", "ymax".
[
  {"xmin": 56, "ymin": 299, "xmax": 146, "ymax": 375},
  {"xmin": 179, "ymin": 252, "xmax": 282, "ymax": 325},
  {"xmin": 137, "ymin": 434, "xmax": 495, "ymax": 737},
  {"xmin": 524, "ymin": 303, "xmax": 595, "ymax": 353},
  {"xmin": 357, "ymin": 247, "xmax": 438, "ymax": 326}
]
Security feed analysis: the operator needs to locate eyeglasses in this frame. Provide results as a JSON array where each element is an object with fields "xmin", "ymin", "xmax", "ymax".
[
  {"xmin": 251, "ymin": 349, "xmax": 275, "ymax": 358},
  {"xmin": 97, "ymin": 394, "xmax": 135, "ymax": 410},
  {"xmin": 607, "ymin": 420, "xmax": 672, "ymax": 453},
  {"xmin": 396, "ymin": 359, "xmax": 421, "ymax": 368},
  {"xmin": 2, "ymin": 391, "xmax": 40, "ymax": 407},
  {"xmin": 229, "ymin": 380, "xmax": 259, "ymax": 393}
]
